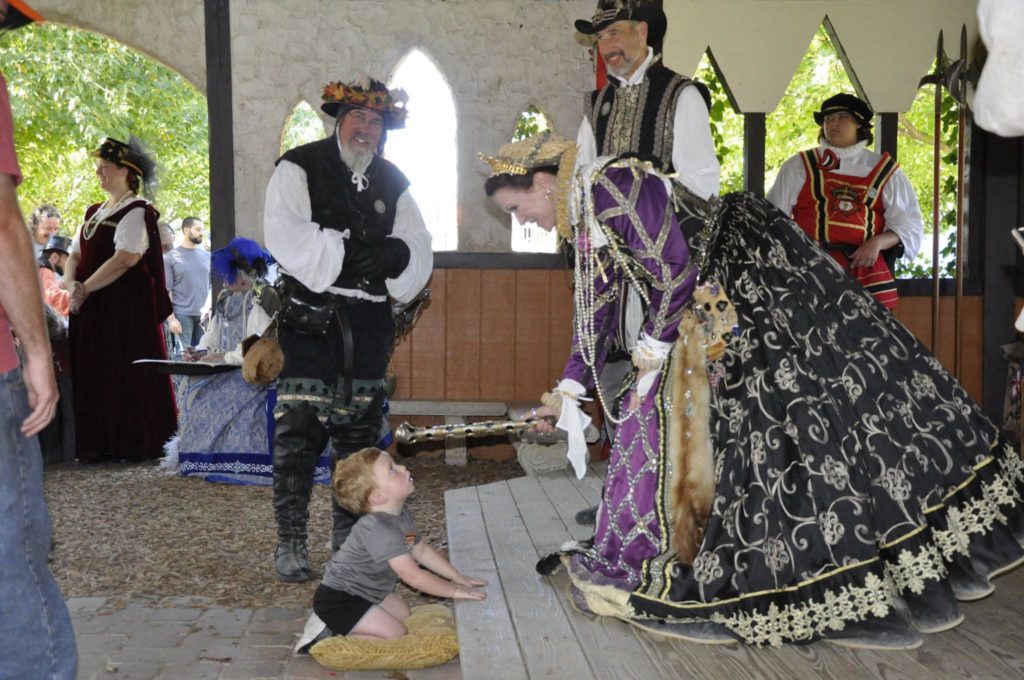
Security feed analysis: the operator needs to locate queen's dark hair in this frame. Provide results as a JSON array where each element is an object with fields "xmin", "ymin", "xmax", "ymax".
[{"xmin": 483, "ymin": 165, "xmax": 559, "ymax": 197}]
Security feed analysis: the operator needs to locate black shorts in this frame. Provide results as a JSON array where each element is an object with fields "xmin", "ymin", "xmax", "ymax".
[{"xmin": 313, "ymin": 584, "xmax": 375, "ymax": 636}]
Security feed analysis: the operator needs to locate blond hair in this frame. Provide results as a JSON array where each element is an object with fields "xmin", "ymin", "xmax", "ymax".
[{"xmin": 332, "ymin": 447, "xmax": 383, "ymax": 514}]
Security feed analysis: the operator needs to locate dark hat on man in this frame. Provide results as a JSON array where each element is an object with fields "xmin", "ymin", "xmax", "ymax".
[
  {"xmin": 814, "ymin": 93, "xmax": 874, "ymax": 126},
  {"xmin": 320, "ymin": 73, "xmax": 409, "ymax": 130},
  {"xmin": 42, "ymin": 234, "xmax": 71, "ymax": 256},
  {"xmin": 0, "ymin": 0, "xmax": 42, "ymax": 31},
  {"xmin": 575, "ymin": 0, "xmax": 667, "ymax": 48}
]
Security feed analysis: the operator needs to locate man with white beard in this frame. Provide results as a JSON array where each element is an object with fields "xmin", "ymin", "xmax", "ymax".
[{"xmin": 263, "ymin": 74, "xmax": 432, "ymax": 582}]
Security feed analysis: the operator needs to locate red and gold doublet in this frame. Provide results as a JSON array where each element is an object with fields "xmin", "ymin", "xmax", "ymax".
[{"xmin": 792, "ymin": 149, "xmax": 900, "ymax": 309}]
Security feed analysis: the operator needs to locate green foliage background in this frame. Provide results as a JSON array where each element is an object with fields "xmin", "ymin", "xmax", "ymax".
[{"xmin": 1, "ymin": 22, "xmax": 209, "ymax": 233}]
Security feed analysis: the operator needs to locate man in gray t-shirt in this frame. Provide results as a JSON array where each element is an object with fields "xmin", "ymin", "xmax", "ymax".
[{"xmin": 164, "ymin": 217, "xmax": 210, "ymax": 350}]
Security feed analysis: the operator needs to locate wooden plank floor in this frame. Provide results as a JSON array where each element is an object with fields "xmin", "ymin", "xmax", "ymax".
[{"xmin": 445, "ymin": 463, "xmax": 1024, "ymax": 680}]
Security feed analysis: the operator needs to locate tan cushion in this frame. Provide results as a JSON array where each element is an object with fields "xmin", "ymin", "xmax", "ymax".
[{"xmin": 309, "ymin": 604, "xmax": 458, "ymax": 671}]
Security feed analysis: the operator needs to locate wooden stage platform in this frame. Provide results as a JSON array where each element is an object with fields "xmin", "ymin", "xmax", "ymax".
[{"xmin": 445, "ymin": 463, "xmax": 1024, "ymax": 680}]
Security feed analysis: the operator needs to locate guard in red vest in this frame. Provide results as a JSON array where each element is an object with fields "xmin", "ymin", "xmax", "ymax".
[{"xmin": 767, "ymin": 93, "xmax": 924, "ymax": 309}]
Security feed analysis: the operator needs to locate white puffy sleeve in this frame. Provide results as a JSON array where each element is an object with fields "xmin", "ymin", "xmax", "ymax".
[
  {"xmin": 881, "ymin": 168, "xmax": 924, "ymax": 261},
  {"xmin": 766, "ymin": 154, "xmax": 807, "ymax": 215},
  {"xmin": 112, "ymin": 207, "xmax": 150, "ymax": 254},
  {"xmin": 672, "ymin": 85, "xmax": 720, "ymax": 199},
  {"xmin": 263, "ymin": 160, "xmax": 348, "ymax": 293},
  {"xmin": 576, "ymin": 117, "xmax": 598, "ymax": 172},
  {"xmin": 385, "ymin": 189, "xmax": 433, "ymax": 304}
]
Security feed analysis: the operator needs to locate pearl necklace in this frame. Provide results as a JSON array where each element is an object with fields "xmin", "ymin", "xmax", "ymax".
[
  {"xmin": 82, "ymin": 190, "xmax": 136, "ymax": 241},
  {"xmin": 572, "ymin": 160, "xmax": 652, "ymax": 427}
]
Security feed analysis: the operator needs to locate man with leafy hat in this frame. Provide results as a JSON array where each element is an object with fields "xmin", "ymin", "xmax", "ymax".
[
  {"xmin": 574, "ymin": 0, "xmax": 719, "ymax": 201},
  {"xmin": 263, "ymin": 73, "xmax": 432, "ymax": 582},
  {"xmin": 767, "ymin": 92, "xmax": 924, "ymax": 309},
  {"xmin": 0, "ymin": 3, "xmax": 78, "ymax": 676}
]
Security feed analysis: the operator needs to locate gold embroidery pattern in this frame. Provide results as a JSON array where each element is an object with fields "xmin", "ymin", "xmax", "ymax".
[{"xmin": 697, "ymin": 452, "xmax": 1023, "ymax": 646}]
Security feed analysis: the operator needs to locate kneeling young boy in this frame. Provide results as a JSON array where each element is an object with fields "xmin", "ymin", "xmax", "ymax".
[{"xmin": 311, "ymin": 447, "xmax": 486, "ymax": 641}]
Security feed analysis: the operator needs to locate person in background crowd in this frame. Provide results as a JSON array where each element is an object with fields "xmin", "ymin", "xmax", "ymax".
[
  {"xmin": 165, "ymin": 216, "xmax": 211, "ymax": 351},
  {"xmin": 0, "ymin": 2, "xmax": 79, "ymax": 677},
  {"xmin": 28, "ymin": 202, "xmax": 60, "ymax": 259},
  {"xmin": 38, "ymin": 233, "xmax": 72, "ymax": 318}
]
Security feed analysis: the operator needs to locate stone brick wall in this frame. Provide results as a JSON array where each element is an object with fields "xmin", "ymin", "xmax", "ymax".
[
  {"xmin": 35, "ymin": 0, "xmax": 592, "ymax": 251},
  {"xmin": 230, "ymin": 0, "xmax": 593, "ymax": 249}
]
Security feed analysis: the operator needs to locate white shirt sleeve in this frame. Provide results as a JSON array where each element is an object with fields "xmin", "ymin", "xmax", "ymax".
[
  {"xmin": 385, "ymin": 189, "xmax": 433, "ymax": 304},
  {"xmin": 672, "ymin": 86, "xmax": 720, "ymax": 199},
  {"xmin": 576, "ymin": 117, "xmax": 598, "ymax": 173},
  {"xmin": 70, "ymin": 225, "xmax": 82, "ymax": 256},
  {"xmin": 263, "ymin": 159, "xmax": 348, "ymax": 293},
  {"xmin": 766, "ymin": 154, "xmax": 806, "ymax": 215},
  {"xmin": 112, "ymin": 207, "xmax": 150, "ymax": 254},
  {"xmin": 880, "ymin": 168, "xmax": 924, "ymax": 261}
]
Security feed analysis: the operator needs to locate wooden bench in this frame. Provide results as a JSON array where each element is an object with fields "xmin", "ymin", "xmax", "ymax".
[{"xmin": 389, "ymin": 399, "xmax": 507, "ymax": 466}]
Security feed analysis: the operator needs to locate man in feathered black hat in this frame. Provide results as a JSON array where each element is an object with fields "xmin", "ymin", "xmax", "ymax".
[
  {"xmin": 263, "ymin": 73, "xmax": 432, "ymax": 582},
  {"xmin": 572, "ymin": 0, "xmax": 721, "ymax": 525},
  {"xmin": 0, "ymin": 2, "xmax": 78, "ymax": 676},
  {"xmin": 574, "ymin": 0, "xmax": 719, "ymax": 200}
]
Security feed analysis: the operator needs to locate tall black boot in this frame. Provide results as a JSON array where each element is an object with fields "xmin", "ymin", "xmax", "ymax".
[
  {"xmin": 272, "ymin": 403, "xmax": 327, "ymax": 582},
  {"xmin": 328, "ymin": 414, "xmax": 382, "ymax": 551}
]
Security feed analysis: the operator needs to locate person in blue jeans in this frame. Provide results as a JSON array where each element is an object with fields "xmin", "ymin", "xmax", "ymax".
[
  {"xmin": 0, "ymin": 2, "xmax": 78, "ymax": 678},
  {"xmin": 164, "ymin": 216, "xmax": 211, "ymax": 354}
]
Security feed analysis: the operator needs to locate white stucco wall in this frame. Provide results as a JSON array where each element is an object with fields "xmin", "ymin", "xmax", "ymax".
[{"xmin": 230, "ymin": 0, "xmax": 593, "ymax": 250}]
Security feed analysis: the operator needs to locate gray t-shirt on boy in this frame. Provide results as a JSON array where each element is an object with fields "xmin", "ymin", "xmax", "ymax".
[{"xmin": 321, "ymin": 508, "xmax": 419, "ymax": 603}]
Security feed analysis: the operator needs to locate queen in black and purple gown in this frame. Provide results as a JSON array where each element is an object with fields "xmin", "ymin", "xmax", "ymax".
[{"xmin": 483, "ymin": 131, "xmax": 1024, "ymax": 649}]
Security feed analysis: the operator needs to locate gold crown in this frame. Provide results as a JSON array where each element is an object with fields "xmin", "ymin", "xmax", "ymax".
[{"xmin": 479, "ymin": 131, "xmax": 575, "ymax": 177}]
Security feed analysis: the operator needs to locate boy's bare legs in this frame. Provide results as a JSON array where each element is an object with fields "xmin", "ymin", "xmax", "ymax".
[{"xmin": 348, "ymin": 594, "xmax": 411, "ymax": 639}]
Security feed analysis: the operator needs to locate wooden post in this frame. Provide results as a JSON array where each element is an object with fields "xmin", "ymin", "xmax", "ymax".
[
  {"xmin": 204, "ymin": 0, "xmax": 236, "ymax": 252},
  {"xmin": 743, "ymin": 113, "xmax": 765, "ymax": 197}
]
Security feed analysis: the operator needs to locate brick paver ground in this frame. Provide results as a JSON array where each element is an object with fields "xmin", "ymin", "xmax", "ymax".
[{"xmin": 69, "ymin": 597, "xmax": 461, "ymax": 680}]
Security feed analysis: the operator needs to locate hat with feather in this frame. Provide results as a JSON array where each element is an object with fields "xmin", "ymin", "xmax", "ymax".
[
  {"xmin": 211, "ymin": 237, "xmax": 272, "ymax": 286},
  {"xmin": 321, "ymin": 72, "xmax": 409, "ymax": 130}
]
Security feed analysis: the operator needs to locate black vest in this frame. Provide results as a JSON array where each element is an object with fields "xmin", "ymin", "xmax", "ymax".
[
  {"xmin": 586, "ymin": 60, "xmax": 711, "ymax": 173},
  {"xmin": 277, "ymin": 137, "xmax": 410, "ymax": 296}
]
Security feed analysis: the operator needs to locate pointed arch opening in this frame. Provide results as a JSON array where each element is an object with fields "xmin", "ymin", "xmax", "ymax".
[
  {"xmin": 280, "ymin": 101, "xmax": 327, "ymax": 155},
  {"xmin": 386, "ymin": 49, "xmax": 458, "ymax": 251},
  {"xmin": 764, "ymin": 23, "xmax": 857, "ymax": 190},
  {"xmin": 510, "ymin": 105, "xmax": 558, "ymax": 253}
]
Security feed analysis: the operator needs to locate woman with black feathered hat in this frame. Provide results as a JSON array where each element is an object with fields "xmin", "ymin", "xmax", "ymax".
[
  {"xmin": 767, "ymin": 93, "xmax": 924, "ymax": 310},
  {"xmin": 62, "ymin": 136, "xmax": 177, "ymax": 463}
]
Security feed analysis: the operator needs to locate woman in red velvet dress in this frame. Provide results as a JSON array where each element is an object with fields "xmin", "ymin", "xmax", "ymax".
[{"xmin": 63, "ymin": 137, "xmax": 176, "ymax": 462}]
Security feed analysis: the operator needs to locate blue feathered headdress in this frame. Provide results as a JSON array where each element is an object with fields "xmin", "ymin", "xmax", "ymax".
[{"xmin": 211, "ymin": 237, "xmax": 271, "ymax": 285}]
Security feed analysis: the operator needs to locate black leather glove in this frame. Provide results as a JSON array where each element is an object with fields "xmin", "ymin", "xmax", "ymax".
[
  {"xmin": 343, "ymin": 238, "xmax": 411, "ymax": 280},
  {"xmin": 372, "ymin": 238, "xmax": 411, "ymax": 278},
  {"xmin": 346, "ymin": 211, "xmax": 385, "ymax": 246}
]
